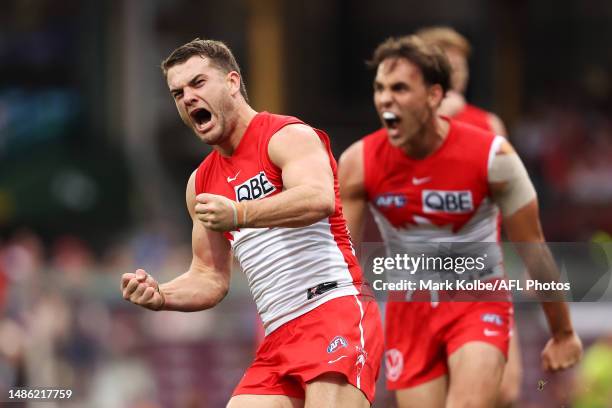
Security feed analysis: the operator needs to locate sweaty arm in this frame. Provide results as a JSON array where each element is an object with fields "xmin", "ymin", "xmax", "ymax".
[
  {"xmin": 158, "ymin": 170, "xmax": 232, "ymax": 311},
  {"xmin": 338, "ymin": 140, "xmax": 367, "ymax": 247},
  {"xmin": 490, "ymin": 140, "xmax": 582, "ymax": 370},
  {"xmin": 235, "ymin": 124, "xmax": 336, "ymax": 228}
]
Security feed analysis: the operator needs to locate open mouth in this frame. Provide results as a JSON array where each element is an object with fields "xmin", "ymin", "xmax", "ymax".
[
  {"xmin": 190, "ymin": 107, "xmax": 212, "ymax": 130},
  {"xmin": 382, "ymin": 111, "xmax": 400, "ymax": 129}
]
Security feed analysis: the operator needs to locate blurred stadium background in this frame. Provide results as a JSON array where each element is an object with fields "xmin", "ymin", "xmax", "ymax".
[{"xmin": 1, "ymin": 0, "xmax": 611, "ymax": 406}]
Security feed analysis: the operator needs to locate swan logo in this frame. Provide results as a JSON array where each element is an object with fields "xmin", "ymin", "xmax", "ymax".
[{"xmin": 385, "ymin": 349, "xmax": 404, "ymax": 382}]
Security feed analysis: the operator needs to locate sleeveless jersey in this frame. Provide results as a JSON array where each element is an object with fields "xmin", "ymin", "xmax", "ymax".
[
  {"xmin": 453, "ymin": 103, "xmax": 493, "ymax": 132},
  {"xmin": 195, "ymin": 112, "xmax": 362, "ymax": 334},
  {"xmin": 362, "ymin": 118, "xmax": 505, "ymax": 282}
]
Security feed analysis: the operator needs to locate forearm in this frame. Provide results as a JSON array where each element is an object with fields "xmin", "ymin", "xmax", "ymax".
[
  {"xmin": 346, "ymin": 217, "xmax": 364, "ymax": 249},
  {"xmin": 159, "ymin": 269, "xmax": 228, "ymax": 312},
  {"xmin": 541, "ymin": 302, "xmax": 575, "ymax": 339},
  {"xmin": 238, "ymin": 185, "xmax": 334, "ymax": 228},
  {"xmin": 518, "ymin": 243, "xmax": 575, "ymax": 336},
  {"xmin": 342, "ymin": 199, "xmax": 367, "ymax": 249},
  {"xmin": 519, "ymin": 243, "xmax": 565, "ymax": 294}
]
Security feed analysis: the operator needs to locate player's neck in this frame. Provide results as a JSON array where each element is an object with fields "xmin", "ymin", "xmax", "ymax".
[
  {"xmin": 401, "ymin": 116, "xmax": 450, "ymax": 159},
  {"xmin": 215, "ymin": 103, "xmax": 258, "ymax": 157}
]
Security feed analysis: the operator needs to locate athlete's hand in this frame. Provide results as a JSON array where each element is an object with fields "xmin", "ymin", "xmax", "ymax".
[
  {"xmin": 541, "ymin": 331, "xmax": 583, "ymax": 371},
  {"xmin": 121, "ymin": 269, "xmax": 165, "ymax": 311},
  {"xmin": 438, "ymin": 90, "xmax": 466, "ymax": 117},
  {"xmin": 195, "ymin": 193, "xmax": 240, "ymax": 232}
]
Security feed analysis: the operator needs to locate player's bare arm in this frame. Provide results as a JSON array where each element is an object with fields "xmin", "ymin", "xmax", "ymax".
[
  {"xmin": 489, "ymin": 140, "xmax": 583, "ymax": 371},
  {"xmin": 122, "ymin": 170, "xmax": 232, "ymax": 312},
  {"xmin": 196, "ymin": 124, "xmax": 336, "ymax": 230},
  {"xmin": 248, "ymin": 123, "xmax": 335, "ymax": 227},
  {"xmin": 338, "ymin": 140, "xmax": 367, "ymax": 247}
]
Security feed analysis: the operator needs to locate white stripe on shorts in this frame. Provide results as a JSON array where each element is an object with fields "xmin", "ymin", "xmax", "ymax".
[{"xmin": 353, "ymin": 295, "xmax": 365, "ymax": 389}]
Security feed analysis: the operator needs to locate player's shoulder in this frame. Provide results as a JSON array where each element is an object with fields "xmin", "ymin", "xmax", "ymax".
[
  {"xmin": 339, "ymin": 127, "xmax": 387, "ymax": 176},
  {"xmin": 263, "ymin": 112, "xmax": 320, "ymax": 143},
  {"xmin": 272, "ymin": 122, "xmax": 317, "ymax": 137},
  {"xmin": 186, "ymin": 168, "xmax": 197, "ymax": 200},
  {"xmin": 447, "ymin": 119, "xmax": 501, "ymax": 162},
  {"xmin": 339, "ymin": 139, "xmax": 364, "ymax": 168},
  {"xmin": 262, "ymin": 111, "xmax": 305, "ymax": 130}
]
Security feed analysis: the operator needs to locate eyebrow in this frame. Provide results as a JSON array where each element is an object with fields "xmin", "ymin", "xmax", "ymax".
[
  {"xmin": 170, "ymin": 74, "xmax": 207, "ymax": 94},
  {"xmin": 373, "ymin": 79, "xmax": 408, "ymax": 88}
]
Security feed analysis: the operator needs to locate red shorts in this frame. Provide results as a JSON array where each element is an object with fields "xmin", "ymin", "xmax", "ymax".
[
  {"xmin": 384, "ymin": 300, "xmax": 513, "ymax": 390},
  {"xmin": 233, "ymin": 295, "xmax": 383, "ymax": 403}
]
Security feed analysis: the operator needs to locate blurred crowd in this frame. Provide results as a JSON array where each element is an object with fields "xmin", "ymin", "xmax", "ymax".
[
  {"xmin": 513, "ymin": 101, "xmax": 612, "ymax": 240},
  {"xmin": 0, "ymin": 228, "xmax": 255, "ymax": 407}
]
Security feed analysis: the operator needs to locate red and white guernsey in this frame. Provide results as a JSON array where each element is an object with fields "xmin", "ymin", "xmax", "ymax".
[
  {"xmin": 196, "ymin": 112, "xmax": 363, "ymax": 334},
  {"xmin": 363, "ymin": 118, "xmax": 505, "ymax": 282}
]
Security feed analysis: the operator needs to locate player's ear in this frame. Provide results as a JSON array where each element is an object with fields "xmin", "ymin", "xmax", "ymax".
[
  {"xmin": 226, "ymin": 71, "xmax": 242, "ymax": 97},
  {"xmin": 427, "ymin": 83, "xmax": 445, "ymax": 109}
]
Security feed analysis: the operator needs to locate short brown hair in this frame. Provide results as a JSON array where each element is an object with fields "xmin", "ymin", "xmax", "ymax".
[
  {"xmin": 161, "ymin": 38, "xmax": 249, "ymax": 102},
  {"xmin": 416, "ymin": 26, "xmax": 471, "ymax": 57},
  {"xmin": 368, "ymin": 35, "xmax": 451, "ymax": 94}
]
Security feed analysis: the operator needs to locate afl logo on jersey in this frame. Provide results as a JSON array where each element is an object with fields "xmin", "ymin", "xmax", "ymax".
[
  {"xmin": 374, "ymin": 193, "xmax": 407, "ymax": 209},
  {"xmin": 235, "ymin": 171, "xmax": 276, "ymax": 202},
  {"xmin": 422, "ymin": 190, "xmax": 473, "ymax": 213}
]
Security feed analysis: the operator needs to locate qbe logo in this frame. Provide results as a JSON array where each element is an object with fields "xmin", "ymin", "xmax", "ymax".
[
  {"xmin": 422, "ymin": 190, "xmax": 473, "ymax": 214},
  {"xmin": 234, "ymin": 171, "xmax": 276, "ymax": 202}
]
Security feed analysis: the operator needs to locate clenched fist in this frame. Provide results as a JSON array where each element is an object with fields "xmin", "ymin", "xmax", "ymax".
[
  {"xmin": 541, "ymin": 331, "xmax": 583, "ymax": 371},
  {"xmin": 195, "ymin": 193, "xmax": 244, "ymax": 232},
  {"xmin": 121, "ymin": 269, "xmax": 165, "ymax": 311}
]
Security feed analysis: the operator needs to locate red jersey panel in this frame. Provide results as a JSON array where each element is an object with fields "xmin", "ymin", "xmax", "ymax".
[{"xmin": 363, "ymin": 118, "xmax": 496, "ymax": 233}]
